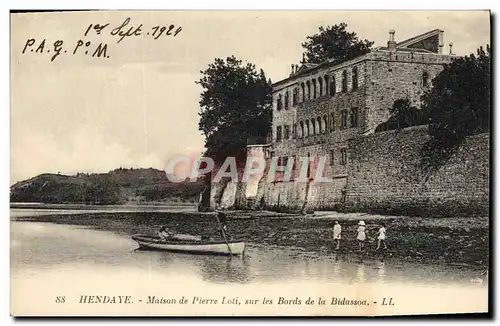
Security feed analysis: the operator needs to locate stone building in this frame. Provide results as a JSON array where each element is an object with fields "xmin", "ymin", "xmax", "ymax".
[
  {"xmin": 206, "ymin": 28, "xmax": 491, "ymax": 216},
  {"xmin": 261, "ymin": 29, "xmax": 457, "ymax": 210}
]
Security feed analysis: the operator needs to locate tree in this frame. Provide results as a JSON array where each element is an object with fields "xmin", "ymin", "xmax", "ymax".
[
  {"xmin": 301, "ymin": 23, "xmax": 374, "ymax": 64},
  {"xmin": 421, "ymin": 45, "xmax": 490, "ymax": 146},
  {"xmin": 420, "ymin": 45, "xmax": 490, "ymax": 172},
  {"xmin": 388, "ymin": 98, "xmax": 428, "ymax": 129},
  {"xmin": 375, "ymin": 98, "xmax": 428, "ymax": 132},
  {"xmin": 197, "ymin": 56, "xmax": 272, "ymax": 162}
]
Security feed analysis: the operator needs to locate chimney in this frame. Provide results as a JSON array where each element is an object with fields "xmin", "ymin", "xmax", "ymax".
[
  {"xmin": 449, "ymin": 42, "xmax": 454, "ymax": 55},
  {"xmin": 438, "ymin": 30, "xmax": 444, "ymax": 54},
  {"xmin": 290, "ymin": 64, "xmax": 294, "ymax": 76},
  {"xmin": 302, "ymin": 53, "xmax": 306, "ymax": 64},
  {"xmin": 387, "ymin": 29, "xmax": 396, "ymax": 52}
]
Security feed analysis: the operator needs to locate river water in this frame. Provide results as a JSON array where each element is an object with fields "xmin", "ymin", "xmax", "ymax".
[{"xmin": 10, "ymin": 209, "xmax": 488, "ymax": 316}]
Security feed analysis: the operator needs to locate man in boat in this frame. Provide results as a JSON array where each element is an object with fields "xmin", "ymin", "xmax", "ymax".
[{"xmin": 216, "ymin": 206, "xmax": 231, "ymax": 240}]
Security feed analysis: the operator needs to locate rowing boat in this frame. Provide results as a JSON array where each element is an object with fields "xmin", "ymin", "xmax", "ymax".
[{"xmin": 131, "ymin": 234, "xmax": 246, "ymax": 256}]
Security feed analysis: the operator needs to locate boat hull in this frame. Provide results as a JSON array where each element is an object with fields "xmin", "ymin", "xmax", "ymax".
[{"xmin": 132, "ymin": 235, "xmax": 245, "ymax": 256}]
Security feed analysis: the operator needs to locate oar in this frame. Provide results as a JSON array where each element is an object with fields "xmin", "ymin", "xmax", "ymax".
[{"xmin": 216, "ymin": 213, "xmax": 233, "ymax": 257}]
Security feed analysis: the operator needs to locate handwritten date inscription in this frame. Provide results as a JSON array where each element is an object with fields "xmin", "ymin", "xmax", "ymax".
[
  {"xmin": 20, "ymin": 17, "xmax": 182, "ymax": 62},
  {"xmin": 84, "ymin": 17, "xmax": 182, "ymax": 43}
]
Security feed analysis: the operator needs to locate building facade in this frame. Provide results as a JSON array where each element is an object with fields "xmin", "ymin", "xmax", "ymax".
[
  {"xmin": 205, "ymin": 28, "xmax": 473, "ymax": 213},
  {"xmin": 257, "ymin": 29, "xmax": 456, "ymax": 209}
]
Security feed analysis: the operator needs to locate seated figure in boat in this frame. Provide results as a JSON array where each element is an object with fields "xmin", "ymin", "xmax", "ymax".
[
  {"xmin": 158, "ymin": 226, "xmax": 174, "ymax": 241},
  {"xmin": 158, "ymin": 225, "xmax": 203, "ymax": 242}
]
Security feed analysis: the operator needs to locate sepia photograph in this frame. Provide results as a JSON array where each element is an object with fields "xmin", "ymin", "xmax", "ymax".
[{"xmin": 9, "ymin": 10, "xmax": 491, "ymax": 316}]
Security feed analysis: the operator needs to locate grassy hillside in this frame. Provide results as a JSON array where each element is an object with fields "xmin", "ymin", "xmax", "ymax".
[{"xmin": 10, "ymin": 168, "xmax": 206, "ymax": 205}]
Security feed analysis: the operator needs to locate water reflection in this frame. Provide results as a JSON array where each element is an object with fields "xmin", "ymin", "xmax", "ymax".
[
  {"xmin": 198, "ymin": 256, "xmax": 251, "ymax": 284},
  {"xmin": 377, "ymin": 262, "xmax": 386, "ymax": 282},
  {"xmin": 332, "ymin": 255, "xmax": 341, "ymax": 279},
  {"xmin": 356, "ymin": 264, "xmax": 366, "ymax": 283},
  {"xmin": 129, "ymin": 247, "xmax": 252, "ymax": 284}
]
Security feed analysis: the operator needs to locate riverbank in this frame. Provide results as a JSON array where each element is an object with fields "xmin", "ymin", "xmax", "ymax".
[
  {"xmin": 10, "ymin": 202, "xmax": 197, "ymax": 209},
  {"xmin": 11, "ymin": 209, "xmax": 489, "ymax": 270}
]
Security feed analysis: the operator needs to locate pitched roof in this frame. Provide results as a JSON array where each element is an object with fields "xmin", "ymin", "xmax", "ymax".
[
  {"xmin": 294, "ymin": 63, "xmax": 319, "ymax": 74},
  {"xmin": 375, "ymin": 46, "xmax": 434, "ymax": 53},
  {"xmin": 396, "ymin": 28, "xmax": 443, "ymax": 49}
]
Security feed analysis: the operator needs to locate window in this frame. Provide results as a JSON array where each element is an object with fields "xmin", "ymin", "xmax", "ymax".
[
  {"xmin": 317, "ymin": 117, "xmax": 322, "ymax": 133},
  {"xmin": 306, "ymin": 81, "xmax": 311, "ymax": 100},
  {"xmin": 292, "ymin": 88, "xmax": 298, "ymax": 106},
  {"xmin": 329, "ymin": 75, "xmax": 336, "ymax": 96},
  {"xmin": 278, "ymin": 156, "xmax": 289, "ymax": 166},
  {"xmin": 292, "ymin": 155, "xmax": 298, "ymax": 178},
  {"xmin": 276, "ymin": 126, "xmax": 282, "ymax": 141},
  {"xmin": 292, "ymin": 123, "xmax": 297, "ymax": 138},
  {"xmin": 341, "ymin": 110, "xmax": 348, "ymax": 129},
  {"xmin": 323, "ymin": 115, "xmax": 328, "ymax": 133},
  {"xmin": 342, "ymin": 70, "xmax": 348, "ymax": 92},
  {"xmin": 277, "ymin": 94, "xmax": 282, "ymax": 111},
  {"xmin": 340, "ymin": 148, "xmax": 347, "ymax": 165},
  {"xmin": 350, "ymin": 108, "xmax": 359, "ymax": 127},
  {"xmin": 423, "ymin": 72, "xmax": 429, "ymax": 87},
  {"xmin": 312, "ymin": 79, "xmax": 317, "ymax": 99},
  {"xmin": 284, "ymin": 91, "xmax": 289, "ymax": 109},
  {"xmin": 330, "ymin": 150, "xmax": 334, "ymax": 166},
  {"xmin": 299, "ymin": 121, "xmax": 304, "ymax": 138},
  {"xmin": 305, "ymin": 120, "xmax": 310, "ymax": 136},
  {"xmin": 352, "ymin": 67, "xmax": 358, "ymax": 91},
  {"xmin": 284, "ymin": 125, "xmax": 290, "ymax": 140},
  {"xmin": 330, "ymin": 112, "xmax": 335, "ymax": 132},
  {"xmin": 324, "ymin": 76, "xmax": 329, "ymax": 95},
  {"xmin": 318, "ymin": 77, "xmax": 323, "ymax": 96},
  {"xmin": 312, "ymin": 119, "xmax": 316, "ymax": 135},
  {"xmin": 301, "ymin": 83, "xmax": 305, "ymax": 102},
  {"xmin": 282, "ymin": 156, "xmax": 289, "ymax": 166}
]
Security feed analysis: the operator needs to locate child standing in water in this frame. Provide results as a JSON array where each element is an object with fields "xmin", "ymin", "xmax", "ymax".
[
  {"xmin": 332, "ymin": 221, "xmax": 342, "ymax": 250},
  {"xmin": 376, "ymin": 223, "xmax": 388, "ymax": 250},
  {"xmin": 356, "ymin": 221, "xmax": 366, "ymax": 251}
]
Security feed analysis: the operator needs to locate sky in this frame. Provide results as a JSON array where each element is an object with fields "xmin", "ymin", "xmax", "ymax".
[{"xmin": 10, "ymin": 10, "xmax": 490, "ymax": 184}]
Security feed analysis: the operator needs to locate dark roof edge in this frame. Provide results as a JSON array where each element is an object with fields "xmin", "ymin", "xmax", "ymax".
[
  {"xmin": 396, "ymin": 28, "xmax": 443, "ymax": 48},
  {"xmin": 271, "ymin": 53, "xmax": 369, "ymax": 88}
]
